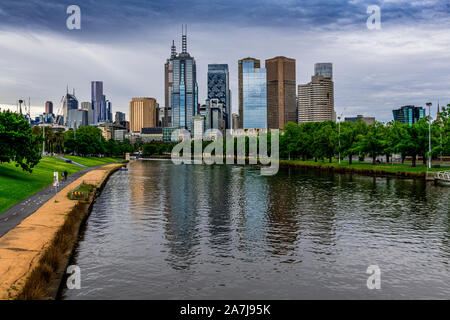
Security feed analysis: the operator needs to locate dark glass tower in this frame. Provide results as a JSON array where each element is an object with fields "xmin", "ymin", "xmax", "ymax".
[
  {"xmin": 91, "ymin": 81, "xmax": 103, "ymax": 124},
  {"xmin": 208, "ymin": 64, "xmax": 231, "ymax": 129},
  {"xmin": 170, "ymin": 25, "xmax": 198, "ymax": 131}
]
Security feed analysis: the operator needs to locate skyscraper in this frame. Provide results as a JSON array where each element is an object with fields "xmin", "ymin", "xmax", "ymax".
[
  {"xmin": 393, "ymin": 105, "xmax": 425, "ymax": 125},
  {"xmin": 81, "ymin": 102, "xmax": 93, "ymax": 124},
  {"xmin": 238, "ymin": 57, "xmax": 260, "ymax": 129},
  {"xmin": 164, "ymin": 41, "xmax": 177, "ymax": 127},
  {"xmin": 265, "ymin": 56, "xmax": 296, "ymax": 129},
  {"xmin": 298, "ymin": 74, "xmax": 334, "ymax": 123},
  {"xmin": 129, "ymin": 97, "xmax": 159, "ymax": 132},
  {"xmin": 170, "ymin": 25, "xmax": 198, "ymax": 131},
  {"xmin": 208, "ymin": 64, "xmax": 231, "ymax": 129},
  {"xmin": 45, "ymin": 101, "xmax": 53, "ymax": 114},
  {"xmin": 239, "ymin": 58, "xmax": 267, "ymax": 129},
  {"xmin": 314, "ymin": 63, "xmax": 333, "ymax": 79},
  {"xmin": 91, "ymin": 81, "xmax": 103, "ymax": 124},
  {"xmin": 63, "ymin": 89, "xmax": 78, "ymax": 125}
]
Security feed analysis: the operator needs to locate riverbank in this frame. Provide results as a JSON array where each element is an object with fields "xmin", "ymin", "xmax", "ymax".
[
  {"xmin": 0, "ymin": 156, "xmax": 121, "ymax": 214},
  {"xmin": 0, "ymin": 163, "xmax": 123, "ymax": 300},
  {"xmin": 280, "ymin": 159, "xmax": 448, "ymax": 178}
]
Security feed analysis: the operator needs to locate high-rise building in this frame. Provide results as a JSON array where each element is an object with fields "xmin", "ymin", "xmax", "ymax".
[
  {"xmin": 239, "ymin": 58, "xmax": 267, "ymax": 129},
  {"xmin": 81, "ymin": 102, "xmax": 93, "ymax": 124},
  {"xmin": 63, "ymin": 90, "xmax": 78, "ymax": 125},
  {"xmin": 129, "ymin": 97, "xmax": 159, "ymax": 132},
  {"xmin": 170, "ymin": 26, "xmax": 198, "ymax": 132},
  {"xmin": 298, "ymin": 74, "xmax": 334, "ymax": 123},
  {"xmin": 91, "ymin": 81, "xmax": 103, "ymax": 124},
  {"xmin": 239, "ymin": 57, "xmax": 260, "ymax": 129},
  {"xmin": 208, "ymin": 64, "xmax": 231, "ymax": 129},
  {"xmin": 107, "ymin": 101, "xmax": 112, "ymax": 122},
  {"xmin": 314, "ymin": 63, "xmax": 333, "ymax": 79},
  {"xmin": 393, "ymin": 105, "xmax": 425, "ymax": 125},
  {"xmin": 265, "ymin": 56, "xmax": 296, "ymax": 129},
  {"xmin": 45, "ymin": 101, "xmax": 53, "ymax": 114},
  {"xmin": 67, "ymin": 109, "xmax": 88, "ymax": 130},
  {"xmin": 164, "ymin": 41, "xmax": 177, "ymax": 127},
  {"xmin": 115, "ymin": 111, "xmax": 126, "ymax": 123}
]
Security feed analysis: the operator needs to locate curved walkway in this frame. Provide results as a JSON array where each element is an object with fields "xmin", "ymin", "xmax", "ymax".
[{"xmin": 0, "ymin": 164, "xmax": 104, "ymax": 238}]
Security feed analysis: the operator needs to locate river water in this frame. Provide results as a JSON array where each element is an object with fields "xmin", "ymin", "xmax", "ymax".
[{"xmin": 62, "ymin": 160, "xmax": 449, "ymax": 299}]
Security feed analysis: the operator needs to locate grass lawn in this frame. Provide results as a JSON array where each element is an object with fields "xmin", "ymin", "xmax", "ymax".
[
  {"xmin": 63, "ymin": 156, "xmax": 121, "ymax": 167},
  {"xmin": 0, "ymin": 157, "xmax": 83, "ymax": 214},
  {"xmin": 280, "ymin": 159, "xmax": 450, "ymax": 173}
]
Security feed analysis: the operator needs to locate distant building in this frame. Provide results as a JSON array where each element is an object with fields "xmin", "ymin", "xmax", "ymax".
[
  {"xmin": 239, "ymin": 57, "xmax": 267, "ymax": 129},
  {"xmin": 298, "ymin": 74, "xmax": 334, "ymax": 123},
  {"xmin": 81, "ymin": 102, "xmax": 93, "ymax": 125},
  {"xmin": 129, "ymin": 98, "xmax": 159, "ymax": 132},
  {"xmin": 163, "ymin": 126, "xmax": 184, "ymax": 143},
  {"xmin": 344, "ymin": 115, "xmax": 375, "ymax": 125},
  {"xmin": 314, "ymin": 63, "xmax": 333, "ymax": 79},
  {"xmin": 141, "ymin": 127, "xmax": 163, "ymax": 142},
  {"xmin": 265, "ymin": 56, "xmax": 296, "ymax": 129},
  {"xmin": 393, "ymin": 105, "xmax": 426, "ymax": 125},
  {"xmin": 115, "ymin": 111, "xmax": 126, "ymax": 123},
  {"xmin": 91, "ymin": 81, "xmax": 103, "ymax": 124},
  {"xmin": 45, "ymin": 101, "xmax": 53, "ymax": 114},
  {"xmin": 208, "ymin": 64, "xmax": 231, "ymax": 129},
  {"xmin": 232, "ymin": 113, "xmax": 239, "ymax": 130},
  {"xmin": 63, "ymin": 91, "xmax": 78, "ymax": 126},
  {"xmin": 164, "ymin": 40, "xmax": 177, "ymax": 127},
  {"xmin": 67, "ymin": 109, "xmax": 88, "ymax": 130},
  {"xmin": 170, "ymin": 27, "xmax": 198, "ymax": 131}
]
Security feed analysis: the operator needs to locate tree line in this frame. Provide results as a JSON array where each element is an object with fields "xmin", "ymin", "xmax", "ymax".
[{"xmin": 280, "ymin": 105, "xmax": 450, "ymax": 166}]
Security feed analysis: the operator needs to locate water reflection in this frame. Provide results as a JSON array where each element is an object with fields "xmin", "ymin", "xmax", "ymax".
[{"xmin": 63, "ymin": 161, "xmax": 450, "ymax": 299}]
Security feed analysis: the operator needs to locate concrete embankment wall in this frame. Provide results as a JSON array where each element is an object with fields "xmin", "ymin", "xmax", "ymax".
[
  {"xmin": 279, "ymin": 161, "xmax": 432, "ymax": 179},
  {"xmin": 0, "ymin": 163, "xmax": 123, "ymax": 300}
]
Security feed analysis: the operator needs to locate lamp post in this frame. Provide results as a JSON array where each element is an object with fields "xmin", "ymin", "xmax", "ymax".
[
  {"xmin": 426, "ymin": 102, "xmax": 432, "ymax": 169},
  {"xmin": 338, "ymin": 116, "xmax": 341, "ymax": 164}
]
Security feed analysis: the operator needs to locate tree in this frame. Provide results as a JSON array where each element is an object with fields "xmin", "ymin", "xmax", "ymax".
[
  {"xmin": 0, "ymin": 111, "xmax": 42, "ymax": 172},
  {"xmin": 312, "ymin": 122, "xmax": 338, "ymax": 163},
  {"xmin": 339, "ymin": 121, "xmax": 367, "ymax": 165},
  {"xmin": 356, "ymin": 122, "xmax": 387, "ymax": 165}
]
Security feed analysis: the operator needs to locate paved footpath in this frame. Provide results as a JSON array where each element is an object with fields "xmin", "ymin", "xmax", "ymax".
[{"xmin": 0, "ymin": 165, "xmax": 102, "ymax": 238}]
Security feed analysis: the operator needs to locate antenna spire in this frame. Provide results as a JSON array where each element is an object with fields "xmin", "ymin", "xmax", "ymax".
[
  {"xmin": 182, "ymin": 24, "xmax": 187, "ymax": 53},
  {"xmin": 171, "ymin": 40, "xmax": 177, "ymax": 58}
]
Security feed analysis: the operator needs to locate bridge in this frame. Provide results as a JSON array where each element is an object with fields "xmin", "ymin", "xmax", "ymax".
[{"xmin": 435, "ymin": 171, "xmax": 450, "ymax": 184}]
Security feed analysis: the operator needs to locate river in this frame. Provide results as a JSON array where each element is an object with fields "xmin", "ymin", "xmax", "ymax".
[{"xmin": 62, "ymin": 160, "xmax": 450, "ymax": 299}]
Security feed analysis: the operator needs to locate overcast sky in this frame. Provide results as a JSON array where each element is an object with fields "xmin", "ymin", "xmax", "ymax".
[{"xmin": 0, "ymin": 0, "xmax": 449, "ymax": 121}]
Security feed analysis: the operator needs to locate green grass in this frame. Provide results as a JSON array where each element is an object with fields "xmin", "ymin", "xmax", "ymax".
[
  {"xmin": 0, "ymin": 157, "xmax": 84, "ymax": 214},
  {"xmin": 63, "ymin": 156, "xmax": 121, "ymax": 167},
  {"xmin": 280, "ymin": 159, "xmax": 450, "ymax": 174}
]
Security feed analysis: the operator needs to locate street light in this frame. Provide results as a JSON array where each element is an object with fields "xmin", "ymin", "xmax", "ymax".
[{"xmin": 426, "ymin": 102, "xmax": 432, "ymax": 169}]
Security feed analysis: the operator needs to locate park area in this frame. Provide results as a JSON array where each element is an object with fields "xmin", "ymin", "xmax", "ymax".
[{"xmin": 0, "ymin": 156, "xmax": 120, "ymax": 214}]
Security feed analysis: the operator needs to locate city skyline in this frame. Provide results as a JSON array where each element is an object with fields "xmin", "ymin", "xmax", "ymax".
[{"xmin": 0, "ymin": 1, "xmax": 449, "ymax": 122}]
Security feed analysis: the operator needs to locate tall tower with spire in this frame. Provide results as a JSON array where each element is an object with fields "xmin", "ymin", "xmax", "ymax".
[{"xmin": 166, "ymin": 25, "xmax": 198, "ymax": 131}]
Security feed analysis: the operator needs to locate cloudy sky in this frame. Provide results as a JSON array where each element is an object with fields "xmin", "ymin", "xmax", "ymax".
[{"xmin": 0, "ymin": 0, "xmax": 449, "ymax": 121}]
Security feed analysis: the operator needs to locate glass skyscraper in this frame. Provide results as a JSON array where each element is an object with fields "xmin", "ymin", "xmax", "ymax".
[
  {"xmin": 170, "ymin": 26, "xmax": 198, "ymax": 132},
  {"xmin": 91, "ymin": 81, "xmax": 103, "ymax": 124},
  {"xmin": 208, "ymin": 64, "xmax": 231, "ymax": 129},
  {"xmin": 241, "ymin": 59, "xmax": 267, "ymax": 129}
]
